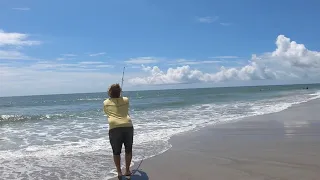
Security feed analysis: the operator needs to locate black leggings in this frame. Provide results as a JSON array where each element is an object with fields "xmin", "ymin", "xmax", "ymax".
[{"xmin": 109, "ymin": 127, "xmax": 134, "ymax": 155}]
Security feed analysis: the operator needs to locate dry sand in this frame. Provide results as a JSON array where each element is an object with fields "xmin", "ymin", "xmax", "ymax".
[{"xmin": 113, "ymin": 99, "xmax": 320, "ymax": 180}]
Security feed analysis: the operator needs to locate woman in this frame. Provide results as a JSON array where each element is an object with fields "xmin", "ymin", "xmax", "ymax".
[{"xmin": 103, "ymin": 83, "xmax": 134, "ymax": 179}]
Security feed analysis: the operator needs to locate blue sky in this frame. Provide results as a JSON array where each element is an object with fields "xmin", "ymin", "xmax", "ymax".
[{"xmin": 0, "ymin": 0, "xmax": 320, "ymax": 96}]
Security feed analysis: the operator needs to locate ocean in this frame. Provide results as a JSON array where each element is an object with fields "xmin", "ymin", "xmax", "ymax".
[{"xmin": 1, "ymin": 84, "xmax": 320, "ymax": 180}]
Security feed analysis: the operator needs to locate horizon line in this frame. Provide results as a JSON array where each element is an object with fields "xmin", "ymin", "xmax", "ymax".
[{"xmin": 0, "ymin": 82, "xmax": 318, "ymax": 98}]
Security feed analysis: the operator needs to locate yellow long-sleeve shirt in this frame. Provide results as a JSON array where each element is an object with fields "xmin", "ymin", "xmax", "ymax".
[{"xmin": 103, "ymin": 97, "xmax": 133, "ymax": 130}]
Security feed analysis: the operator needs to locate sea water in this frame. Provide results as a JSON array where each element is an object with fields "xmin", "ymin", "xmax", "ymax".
[{"xmin": 1, "ymin": 84, "xmax": 320, "ymax": 179}]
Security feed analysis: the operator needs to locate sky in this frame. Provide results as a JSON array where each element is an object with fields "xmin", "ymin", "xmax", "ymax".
[{"xmin": 0, "ymin": 0, "xmax": 320, "ymax": 96}]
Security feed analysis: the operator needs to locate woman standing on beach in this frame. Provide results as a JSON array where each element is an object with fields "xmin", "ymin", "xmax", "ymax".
[{"xmin": 103, "ymin": 84, "xmax": 134, "ymax": 179}]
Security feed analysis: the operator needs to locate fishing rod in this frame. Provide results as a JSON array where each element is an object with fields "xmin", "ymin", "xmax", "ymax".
[
  {"xmin": 121, "ymin": 66, "xmax": 125, "ymax": 90},
  {"xmin": 120, "ymin": 66, "xmax": 125, "ymax": 98},
  {"xmin": 120, "ymin": 66, "xmax": 145, "ymax": 176}
]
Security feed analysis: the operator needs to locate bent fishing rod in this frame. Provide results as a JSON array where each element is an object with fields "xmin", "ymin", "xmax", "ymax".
[
  {"xmin": 121, "ymin": 66, "xmax": 125, "ymax": 91},
  {"xmin": 120, "ymin": 66, "xmax": 145, "ymax": 175}
]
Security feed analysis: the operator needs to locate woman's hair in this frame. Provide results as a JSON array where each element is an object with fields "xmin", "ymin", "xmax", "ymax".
[{"xmin": 108, "ymin": 84, "xmax": 122, "ymax": 98}]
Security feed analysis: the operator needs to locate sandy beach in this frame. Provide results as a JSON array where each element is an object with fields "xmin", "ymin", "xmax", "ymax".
[{"xmin": 113, "ymin": 99, "xmax": 320, "ymax": 180}]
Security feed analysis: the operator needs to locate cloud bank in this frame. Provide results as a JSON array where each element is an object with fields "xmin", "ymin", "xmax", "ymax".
[
  {"xmin": 0, "ymin": 29, "xmax": 40, "ymax": 47},
  {"xmin": 0, "ymin": 50, "xmax": 30, "ymax": 60},
  {"xmin": 0, "ymin": 29, "xmax": 40, "ymax": 60},
  {"xmin": 0, "ymin": 65, "xmax": 118, "ymax": 96},
  {"xmin": 129, "ymin": 35, "xmax": 320, "ymax": 85}
]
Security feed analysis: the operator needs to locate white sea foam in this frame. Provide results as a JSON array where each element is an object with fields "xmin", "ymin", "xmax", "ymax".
[
  {"xmin": 1, "ymin": 114, "xmax": 15, "ymax": 119},
  {"xmin": 309, "ymin": 90, "xmax": 320, "ymax": 99},
  {"xmin": 77, "ymin": 98, "xmax": 102, "ymax": 101}
]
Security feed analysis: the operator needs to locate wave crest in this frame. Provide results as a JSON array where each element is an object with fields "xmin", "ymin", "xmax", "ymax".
[{"xmin": 0, "ymin": 114, "xmax": 66, "ymax": 123}]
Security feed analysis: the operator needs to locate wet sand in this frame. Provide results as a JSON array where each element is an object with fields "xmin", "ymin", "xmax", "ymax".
[{"xmin": 113, "ymin": 99, "xmax": 320, "ymax": 180}]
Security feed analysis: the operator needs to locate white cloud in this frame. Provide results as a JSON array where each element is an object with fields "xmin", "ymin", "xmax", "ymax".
[
  {"xmin": 56, "ymin": 57, "xmax": 66, "ymax": 61},
  {"xmin": 128, "ymin": 65, "xmax": 142, "ymax": 69},
  {"xmin": 29, "ymin": 62, "xmax": 76, "ymax": 70},
  {"xmin": 28, "ymin": 61, "xmax": 113, "ymax": 71},
  {"xmin": 270, "ymin": 35, "xmax": 320, "ymax": 68},
  {"xmin": 96, "ymin": 64, "xmax": 114, "ymax": 68},
  {"xmin": 175, "ymin": 59, "xmax": 221, "ymax": 65},
  {"xmin": 220, "ymin": 23, "xmax": 232, "ymax": 26},
  {"xmin": 211, "ymin": 56, "xmax": 238, "ymax": 59},
  {"xmin": 129, "ymin": 35, "xmax": 320, "ymax": 85},
  {"xmin": 129, "ymin": 62, "xmax": 275, "ymax": 85},
  {"xmin": 0, "ymin": 29, "xmax": 40, "ymax": 46},
  {"xmin": 0, "ymin": 50, "xmax": 30, "ymax": 60},
  {"xmin": 196, "ymin": 16, "xmax": 219, "ymax": 23},
  {"xmin": 56, "ymin": 54, "xmax": 77, "ymax": 61},
  {"xmin": 12, "ymin": 7, "xmax": 30, "ymax": 11},
  {"xmin": 79, "ymin": 61, "xmax": 104, "ymax": 65},
  {"xmin": 125, "ymin": 57, "xmax": 160, "ymax": 64},
  {"xmin": 0, "ymin": 30, "xmax": 40, "ymax": 61},
  {"xmin": 61, "ymin": 54, "xmax": 77, "ymax": 57},
  {"xmin": 89, "ymin": 52, "xmax": 106, "ymax": 57}
]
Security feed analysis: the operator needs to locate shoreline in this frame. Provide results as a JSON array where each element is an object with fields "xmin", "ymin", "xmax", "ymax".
[{"xmin": 111, "ymin": 98, "xmax": 320, "ymax": 180}]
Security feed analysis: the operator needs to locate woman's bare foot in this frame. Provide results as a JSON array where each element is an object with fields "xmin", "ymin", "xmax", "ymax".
[{"xmin": 123, "ymin": 170, "xmax": 132, "ymax": 176}]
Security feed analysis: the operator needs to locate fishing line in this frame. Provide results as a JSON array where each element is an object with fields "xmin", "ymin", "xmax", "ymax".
[{"xmin": 131, "ymin": 158, "xmax": 144, "ymax": 176}]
